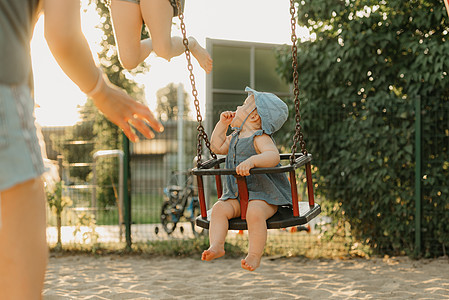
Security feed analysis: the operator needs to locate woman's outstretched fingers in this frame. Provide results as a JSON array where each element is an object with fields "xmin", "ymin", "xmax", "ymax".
[
  {"xmin": 138, "ymin": 107, "xmax": 164, "ymax": 133},
  {"xmin": 119, "ymin": 121, "xmax": 139, "ymax": 143},
  {"xmin": 130, "ymin": 116, "xmax": 155, "ymax": 140},
  {"xmin": 92, "ymin": 83, "xmax": 163, "ymax": 142}
]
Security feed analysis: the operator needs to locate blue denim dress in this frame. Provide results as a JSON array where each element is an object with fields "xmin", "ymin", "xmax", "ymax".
[{"xmin": 220, "ymin": 130, "xmax": 292, "ymax": 206}]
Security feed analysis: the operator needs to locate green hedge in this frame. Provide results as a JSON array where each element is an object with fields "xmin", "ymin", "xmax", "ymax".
[{"xmin": 276, "ymin": 0, "xmax": 449, "ymax": 256}]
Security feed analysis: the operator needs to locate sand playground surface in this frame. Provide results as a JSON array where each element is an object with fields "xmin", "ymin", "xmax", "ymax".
[{"xmin": 43, "ymin": 254, "xmax": 449, "ymax": 299}]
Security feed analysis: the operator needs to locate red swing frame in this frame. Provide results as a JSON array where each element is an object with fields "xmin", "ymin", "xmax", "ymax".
[{"xmin": 193, "ymin": 154, "xmax": 320, "ymax": 230}]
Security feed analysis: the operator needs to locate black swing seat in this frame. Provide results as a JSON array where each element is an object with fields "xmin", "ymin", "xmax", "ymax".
[
  {"xmin": 196, "ymin": 203, "xmax": 321, "ymax": 230},
  {"xmin": 192, "ymin": 153, "xmax": 321, "ymax": 230}
]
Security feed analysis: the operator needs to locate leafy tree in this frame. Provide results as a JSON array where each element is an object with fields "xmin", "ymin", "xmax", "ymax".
[
  {"xmin": 70, "ymin": 0, "xmax": 151, "ymax": 207},
  {"xmin": 276, "ymin": 0, "xmax": 449, "ymax": 256},
  {"xmin": 156, "ymin": 83, "xmax": 190, "ymax": 121}
]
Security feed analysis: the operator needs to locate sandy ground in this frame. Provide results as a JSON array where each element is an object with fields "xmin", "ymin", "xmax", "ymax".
[{"xmin": 43, "ymin": 255, "xmax": 449, "ymax": 299}]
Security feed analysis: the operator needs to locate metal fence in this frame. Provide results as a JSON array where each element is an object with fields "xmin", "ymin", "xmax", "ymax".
[
  {"xmin": 44, "ymin": 120, "xmax": 201, "ymax": 247},
  {"xmin": 43, "ymin": 95, "xmax": 448, "ymax": 257},
  {"xmin": 419, "ymin": 96, "xmax": 449, "ymax": 257},
  {"xmin": 128, "ymin": 119, "xmax": 199, "ymax": 241},
  {"xmin": 44, "ymin": 130, "xmax": 124, "ymax": 246},
  {"xmin": 43, "ymin": 116, "xmax": 343, "ymax": 257}
]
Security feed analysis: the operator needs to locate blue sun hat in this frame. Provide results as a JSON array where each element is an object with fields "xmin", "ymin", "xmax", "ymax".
[{"xmin": 245, "ymin": 86, "xmax": 288, "ymax": 135}]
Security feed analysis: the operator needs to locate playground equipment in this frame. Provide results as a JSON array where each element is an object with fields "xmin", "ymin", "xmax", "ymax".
[{"xmin": 175, "ymin": 0, "xmax": 321, "ymax": 230}]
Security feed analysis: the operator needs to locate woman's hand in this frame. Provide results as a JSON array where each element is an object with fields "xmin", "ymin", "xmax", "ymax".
[{"xmin": 92, "ymin": 81, "xmax": 164, "ymax": 143}]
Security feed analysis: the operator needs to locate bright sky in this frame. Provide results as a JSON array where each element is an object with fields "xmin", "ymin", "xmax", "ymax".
[{"xmin": 31, "ymin": 0, "xmax": 297, "ymax": 127}]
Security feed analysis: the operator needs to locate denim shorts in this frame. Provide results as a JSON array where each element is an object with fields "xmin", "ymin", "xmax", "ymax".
[
  {"xmin": 0, "ymin": 83, "xmax": 45, "ymax": 192},
  {"xmin": 114, "ymin": 0, "xmax": 185, "ymax": 16}
]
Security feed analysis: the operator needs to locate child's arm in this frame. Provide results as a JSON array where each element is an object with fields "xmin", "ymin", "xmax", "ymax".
[
  {"xmin": 236, "ymin": 134, "xmax": 280, "ymax": 176},
  {"xmin": 210, "ymin": 111, "xmax": 235, "ymax": 155}
]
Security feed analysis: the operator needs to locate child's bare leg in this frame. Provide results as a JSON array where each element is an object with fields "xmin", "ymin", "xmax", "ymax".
[
  {"xmin": 140, "ymin": 0, "xmax": 212, "ymax": 73},
  {"xmin": 202, "ymin": 199, "xmax": 240, "ymax": 261},
  {"xmin": 241, "ymin": 200, "xmax": 277, "ymax": 271},
  {"xmin": 110, "ymin": 0, "xmax": 151, "ymax": 70},
  {"xmin": 0, "ymin": 178, "xmax": 48, "ymax": 299}
]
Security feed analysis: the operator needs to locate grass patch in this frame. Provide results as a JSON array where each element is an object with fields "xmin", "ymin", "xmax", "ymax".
[
  {"xmin": 47, "ymin": 193, "xmax": 166, "ymax": 227},
  {"xmin": 95, "ymin": 193, "xmax": 164, "ymax": 225},
  {"xmin": 136, "ymin": 238, "xmax": 246, "ymax": 258},
  {"xmin": 49, "ymin": 237, "xmax": 245, "ymax": 258},
  {"xmin": 49, "ymin": 231, "xmax": 368, "ymax": 259}
]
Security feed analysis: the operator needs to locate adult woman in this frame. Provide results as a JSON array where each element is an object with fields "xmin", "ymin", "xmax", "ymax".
[{"xmin": 0, "ymin": 0, "xmax": 163, "ymax": 298}]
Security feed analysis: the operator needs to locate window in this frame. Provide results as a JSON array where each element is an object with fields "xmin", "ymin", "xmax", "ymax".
[{"xmin": 206, "ymin": 39, "xmax": 291, "ymax": 129}]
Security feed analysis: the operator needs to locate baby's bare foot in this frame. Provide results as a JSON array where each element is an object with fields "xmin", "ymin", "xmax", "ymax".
[
  {"xmin": 201, "ymin": 247, "xmax": 225, "ymax": 261},
  {"xmin": 189, "ymin": 37, "xmax": 213, "ymax": 74},
  {"xmin": 241, "ymin": 254, "xmax": 261, "ymax": 271}
]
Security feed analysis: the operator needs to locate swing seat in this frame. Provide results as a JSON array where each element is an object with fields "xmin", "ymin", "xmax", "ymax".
[
  {"xmin": 196, "ymin": 202, "xmax": 321, "ymax": 230},
  {"xmin": 192, "ymin": 153, "xmax": 321, "ymax": 230}
]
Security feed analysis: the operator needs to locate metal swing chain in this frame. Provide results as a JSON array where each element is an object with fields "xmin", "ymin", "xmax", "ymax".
[
  {"xmin": 175, "ymin": 0, "xmax": 216, "ymax": 167},
  {"xmin": 289, "ymin": 0, "xmax": 308, "ymax": 165}
]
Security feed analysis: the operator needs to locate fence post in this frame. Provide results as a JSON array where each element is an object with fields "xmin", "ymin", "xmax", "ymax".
[
  {"xmin": 414, "ymin": 96, "xmax": 422, "ymax": 257},
  {"xmin": 57, "ymin": 155, "xmax": 63, "ymax": 180},
  {"xmin": 57, "ymin": 155, "xmax": 64, "ymax": 249},
  {"xmin": 177, "ymin": 83, "xmax": 185, "ymax": 184},
  {"xmin": 123, "ymin": 133, "xmax": 132, "ymax": 250}
]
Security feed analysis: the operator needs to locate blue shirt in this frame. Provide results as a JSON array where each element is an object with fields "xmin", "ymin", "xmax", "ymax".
[{"xmin": 220, "ymin": 130, "xmax": 292, "ymax": 206}]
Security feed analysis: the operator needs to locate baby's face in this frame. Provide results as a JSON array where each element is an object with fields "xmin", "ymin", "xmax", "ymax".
[{"xmin": 231, "ymin": 95, "xmax": 257, "ymax": 128}]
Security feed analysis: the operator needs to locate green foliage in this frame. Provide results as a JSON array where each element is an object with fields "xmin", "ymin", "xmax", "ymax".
[
  {"xmin": 46, "ymin": 181, "xmax": 73, "ymax": 215},
  {"xmin": 73, "ymin": 212, "xmax": 100, "ymax": 253},
  {"xmin": 276, "ymin": 0, "xmax": 449, "ymax": 256},
  {"xmin": 420, "ymin": 97, "xmax": 449, "ymax": 257},
  {"xmin": 156, "ymin": 83, "xmax": 191, "ymax": 121},
  {"xmin": 48, "ymin": 233, "xmax": 358, "ymax": 259},
  {"xmin": 46, "ymin": 181, "xmax": 73, "ymax": 250},
  {"xmin": 142, "ymin": 238, "xmax": 223, "ymax": 257}
]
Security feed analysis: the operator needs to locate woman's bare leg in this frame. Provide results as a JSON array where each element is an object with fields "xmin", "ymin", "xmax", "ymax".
[
  {"xmin": 110, "ymin": 0, "xmax": 152, "ymax": 70},
  {"xmin": 140, "ymin": 0, "xmax": 212, "ymax": 73},
  {"xmin": 0, "ymin": 178, "xmax": 48, "ymax": 300},
  {"xmin": 241, "ymin": 200, "xmax": 277, "ymax": 271},
  {"xmin": 202, "ymin": 199, "xmax": 240, "ymax": 261}
]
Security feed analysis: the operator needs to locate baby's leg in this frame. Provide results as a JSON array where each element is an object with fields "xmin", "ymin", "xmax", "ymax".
[
  {"xmin": 110, "ymin": 1, "xmax": 151, "ymax": 70},
  {"xmin": 241, "ymin": 200, "xmax": 277, "ymax": 271},
  {"xmin": 202, "ymin": 199, "xmax": 240, "ymax": 261},
  {"xmin": 140, "ymin": 0, "xmax": 212, "ymax": 73}
]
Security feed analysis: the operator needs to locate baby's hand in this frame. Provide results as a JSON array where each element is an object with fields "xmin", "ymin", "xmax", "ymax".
[
  {"xmin": 236, "ymin": 158, "xmax": 255, "ymax": 176},
  {"xmin": 219, "ymin": 111, "xmax": 235, "ymax": 126}
]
